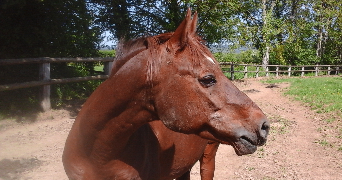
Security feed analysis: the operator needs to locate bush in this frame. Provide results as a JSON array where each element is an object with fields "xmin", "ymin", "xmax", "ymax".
[
  {"xmin": 213, "ymin": 50, "xmax": 260, "ymax": 64},
  {"xmin": 50, "ymin": 63, "xmax": 104, "ymax": 108}
]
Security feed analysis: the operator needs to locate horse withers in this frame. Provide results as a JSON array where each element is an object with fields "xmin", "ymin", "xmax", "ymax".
[{"xmin": 63, "ymin": 9, "xmax": 269, "ymax": 180}]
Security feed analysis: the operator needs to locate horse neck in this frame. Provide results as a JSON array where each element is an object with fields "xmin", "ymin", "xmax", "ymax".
[{"xmin": 76, "ymin": 52, "xmax": 157, "ymax": 161}]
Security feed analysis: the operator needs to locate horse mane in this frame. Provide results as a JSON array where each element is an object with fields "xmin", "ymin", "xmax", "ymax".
[{"xmin": 111, "ymin": 33, "xmax": 175, "ymax": 75}]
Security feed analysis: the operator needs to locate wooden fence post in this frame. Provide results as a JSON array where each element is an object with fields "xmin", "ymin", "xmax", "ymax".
[
  {"xmin": 328, "ymin": 66, "xmax": 331, "ymax": 75},
  {"xmin": 288, "ymin": 66, "xmax": 291, "ymax": 77},
  {"xmin": 104, "ymin": 61, "xmax": 114, "ymax": 75},
  {"xmin": 276, "ymin": 66, "xmax": 279, "ymax": 77},
  {"xmin": 301, "ymin": 66, "xmax": 305, "ymax": 77},
  {"xmin": 256, "ymin": 66, "xmax": 259, "ymax": 78},
  {"xmin": 244, "ymin": 65, "xmax": 248, "ymax": 78},
  {"xmin": 315, "ymin": 65, "xmax": 318, "ymax": 76},
  {"xmin": 336, "ymin": 67, "xmax": 340, "ymax": 75},
  {"xmin": 230, "ymin": 63, "xmax": 234, "ymax": 80},
  {"xmin": 266, "ymin": 66, "xmax": 269, "ymax": 77},
  {"xmin": 39, "ymin": 62, "xmax": 51, "ymax": 111}
]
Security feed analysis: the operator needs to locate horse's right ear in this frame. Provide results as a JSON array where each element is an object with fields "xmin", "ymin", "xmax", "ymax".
[{"xmin": 169, "ymin": 8, "xmax": 197, "ymax": 50}]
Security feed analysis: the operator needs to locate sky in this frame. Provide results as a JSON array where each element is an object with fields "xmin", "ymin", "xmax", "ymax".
[{"xmin": 101, "ymin": 31, "xmax": 116, "ymax": 50}]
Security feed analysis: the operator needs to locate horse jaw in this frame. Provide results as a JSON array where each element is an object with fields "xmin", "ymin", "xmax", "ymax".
[{"xmin": 199, "ymin": 105, "xmax": 269, "ymax": 156}]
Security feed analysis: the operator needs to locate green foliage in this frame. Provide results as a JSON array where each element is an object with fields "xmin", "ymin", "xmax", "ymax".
[
  {"xmin": 266, "ymin": 77, "xmax": 342, "ymax": 114},
  {"xmin": 0, "ymin": 0, "xmax": 104, "ymax": 118},
  {"xmin": 0, "ymin": 0, "xmax": 102, "ymax": 59},
  {"xmin": 99, "ymin": 50, "xmax": 116, "ymax": 58},
  {"xmin": 90, "ymin": 0, "xmax": 342, "ymax": 65},
  {"xmin": 214, "ymin": 50, "xmax": 260, "ymax": 64},
  {"xmin": 50, "ymin": 62, "xmax": 107, "ymax": 108},
  {"xmin": 91, "ymin": 0, "xmax": 243, "ymax": 44}
]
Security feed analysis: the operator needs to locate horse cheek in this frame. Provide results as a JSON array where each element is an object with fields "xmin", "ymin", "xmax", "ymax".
[{"xmin": 157, "ymin": 95, "xmax": 205, "ymax": 133}]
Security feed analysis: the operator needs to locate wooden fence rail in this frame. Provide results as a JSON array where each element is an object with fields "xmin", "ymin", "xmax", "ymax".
[{"xmin": 1, "ymin": 57, "xmax": 341, "ymax": 111}]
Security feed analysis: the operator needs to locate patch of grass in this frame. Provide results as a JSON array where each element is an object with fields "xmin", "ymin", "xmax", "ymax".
[
  {"xmin": 256, "ymin": 147, "xmax": 266, "ymax": 158},
  {"xmin": 261, "ymin": 177, "xmax": 277, "ymax": 180},
  {"xmin": 314, "ymin": 139, "xmax": 333, "ymax": 148},
  {"xmin": 325, "ymin": 118, "xmax": 336, "ymax": 123},
  {"xmin": 245, "ymin": 166, "xmax": 255, "ymax": 171},
  {"xmin": 266, "ymin": 77, "xmax": 342, "ymax": 115},
  {"xmin": 94, "ymin": 65, "xmax": 104, "ymax": 72},
  {"xmin": 269, "ymin": 116, "xmax": 294, "ymax": 135}
]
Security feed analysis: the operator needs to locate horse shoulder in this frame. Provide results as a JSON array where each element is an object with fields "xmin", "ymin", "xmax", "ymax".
[{"xmin": 149, "ymin": 121, "xmax": 208, "ymax": 178}]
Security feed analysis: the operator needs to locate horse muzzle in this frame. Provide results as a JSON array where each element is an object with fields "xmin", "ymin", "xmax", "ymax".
[{"xmin": 232, "ymin": 118, "xmax": 270, "ymax": 156}]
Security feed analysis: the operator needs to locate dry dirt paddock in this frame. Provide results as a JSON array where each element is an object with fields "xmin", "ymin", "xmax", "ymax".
[{"xmin": 0, "ymin": 79, "xmax": 341, "ymax": 180}]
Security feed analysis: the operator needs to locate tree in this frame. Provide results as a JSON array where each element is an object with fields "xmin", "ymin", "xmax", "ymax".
[
  {"xmin": 91, "ymin": 0, "xmax": 244, "ymax": 45},
  {"xmin": 90, "ymin": 0, "xmax": 185, "ymax": 40},
  {"xmin": 0, "ymin": 0, "xmax": 103, "ymax": 114},
  {"xmin": 0, "ymin": 0, "xmax": 102, "ymax": 59},
  {"xmin": 314, "ymin": 0, "xmax": 342, "ymax": 64}
]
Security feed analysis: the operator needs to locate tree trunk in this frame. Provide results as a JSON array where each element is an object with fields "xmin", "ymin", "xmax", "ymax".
[
  {"xmin": 262, "ymin": 0, "xmax": 269, "ymax": 69},
  {"xmin": 316, "ymin": 26, "xmax": 323, "ymax": 61},
  {"xmin": 263, "ymin": 47, "xmax": 270, "ymax": 69}
]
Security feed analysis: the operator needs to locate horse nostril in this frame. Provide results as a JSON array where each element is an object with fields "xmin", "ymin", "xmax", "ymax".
[
  {"xmin": 258, "ymin": 120, "xmax": 270, "ymax": 144},
  {"xmin": 254, "ymin": 120, "xmax": 269, "ymax": 146},
  {"xmin": 261, "ymin": 121, "xmax": 270, "ymax": 132}
]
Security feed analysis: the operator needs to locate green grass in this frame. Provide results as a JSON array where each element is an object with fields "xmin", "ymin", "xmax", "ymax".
[
  {"xmin": 94, "ymin": 65, "xmax": 104, "ymax": 72},
  {"xmin": 266, "ymin": 77, "xmax": 342, "ymax": 114},
  {"xmin": 314, "ymin": 139, "xmax": 332, "ymax": 147}
]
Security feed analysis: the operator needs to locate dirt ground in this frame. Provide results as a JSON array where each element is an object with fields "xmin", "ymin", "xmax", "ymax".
[{"xmin": 1, "ymin": 79, "xmax": 341, "ymax": 180}]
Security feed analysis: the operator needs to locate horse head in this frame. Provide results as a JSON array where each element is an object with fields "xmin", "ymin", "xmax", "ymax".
[{"xmin": 148, "ymin": 9, "xmax": 269, "ymax": 155}]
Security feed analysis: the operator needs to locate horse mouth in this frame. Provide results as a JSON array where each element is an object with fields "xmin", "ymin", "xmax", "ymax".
[{"xmin": 232, "ymin": 136, "xmax": 257, "ymax": 156}]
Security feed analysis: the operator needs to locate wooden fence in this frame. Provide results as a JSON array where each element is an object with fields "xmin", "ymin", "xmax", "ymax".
[
  {"xmin": 1, "ymin": 58, "xmax": 341, "ymax": 111},
  {"xmin": 0, "ymin": 57, "xmax": 114, "ymax": 111},
  {"xmin": 220, "ymin": 62, "xmax": 341, "ymax": 80}
]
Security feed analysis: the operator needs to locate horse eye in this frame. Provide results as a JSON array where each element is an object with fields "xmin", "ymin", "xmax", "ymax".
[{"xmin": 199, "ymin": 75, "xmax": 217, "ymax": 87}]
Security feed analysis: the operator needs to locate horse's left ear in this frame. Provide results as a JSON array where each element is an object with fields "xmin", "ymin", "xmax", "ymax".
[{"xmin": 169, "ymin": 8, "xmax": 198, "ymax": 49}]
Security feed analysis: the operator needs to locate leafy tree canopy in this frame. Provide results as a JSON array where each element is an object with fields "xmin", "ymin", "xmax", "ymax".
[{"xmin": 0, "ymin": 0, "xmax": 102, "ymax": 58}]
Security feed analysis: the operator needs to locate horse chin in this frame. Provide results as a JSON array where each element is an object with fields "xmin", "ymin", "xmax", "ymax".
[{"xmin": 231, "ymin": 138, "xmax": 257, "ymax": 156}]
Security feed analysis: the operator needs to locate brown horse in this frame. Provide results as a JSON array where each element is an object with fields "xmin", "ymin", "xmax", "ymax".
[{"xmin": 63, "ymin": 9, "xmax": 269, "ymax": 180}]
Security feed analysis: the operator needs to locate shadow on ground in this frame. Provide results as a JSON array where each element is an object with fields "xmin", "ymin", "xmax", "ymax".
[{"xmin": 0, "ymin": 158, "xmax": 42, "ymax": 179}]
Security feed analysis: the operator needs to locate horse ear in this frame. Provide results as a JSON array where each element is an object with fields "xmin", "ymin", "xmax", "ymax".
[
  {"xmin": 190, "ymin": 11, "xmax": 198, "ymax": 35},
  {"xmin": 169, "ymin": 8, "xmax": 197, "ymax": 49}
]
